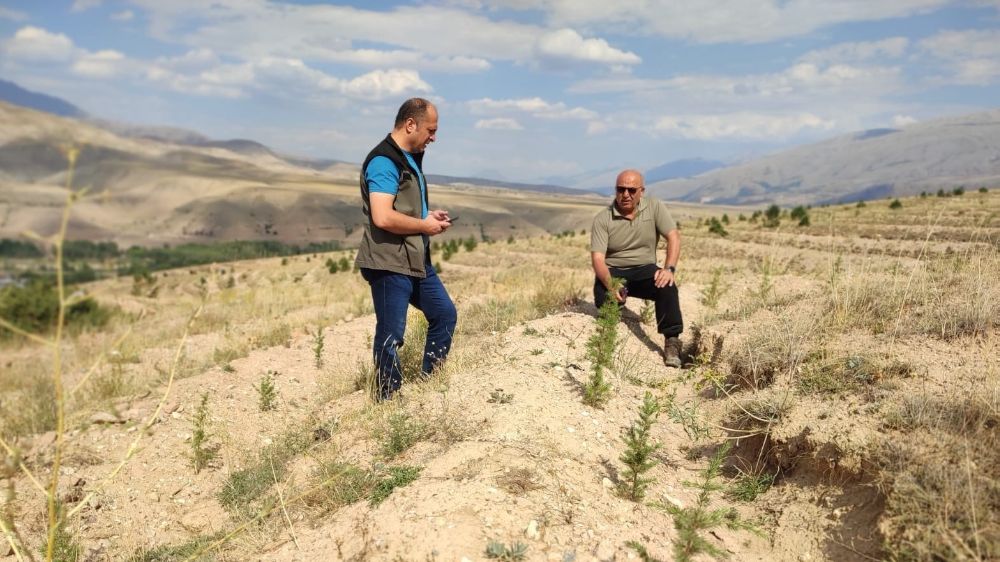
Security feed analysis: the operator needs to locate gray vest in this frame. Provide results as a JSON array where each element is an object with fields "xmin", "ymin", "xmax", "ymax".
[{"xmin": 354, "ymin": 135, "xmax": 429, "ymax": 277}]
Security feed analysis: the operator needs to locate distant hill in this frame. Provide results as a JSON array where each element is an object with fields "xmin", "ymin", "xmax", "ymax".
[
  {"xmin": 0, "ymin": 79, "xmax": 86, "ymax": 118},
  {"xmin": 0, "ymin": 100, "xmax": 608, "ymax": 247},
  {"xmin": 647, "ymin": 110, "xmax": 1000, "ymax": 206},
  {"xmin": 426, "ymin": 174, "xmax": 597, "ymax": 196},
  {"xmin": 546, "ymin": 158, "xmax": 727, "ymax": 194},
  {"xmin": 644, "ymin": 158, "xmax": 726, "ymax": 184}
]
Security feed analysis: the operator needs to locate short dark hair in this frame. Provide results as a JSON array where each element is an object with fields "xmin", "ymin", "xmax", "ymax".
[{"xmin": 394, "ymin": 98, "xmax": 433, "ymax": 129}]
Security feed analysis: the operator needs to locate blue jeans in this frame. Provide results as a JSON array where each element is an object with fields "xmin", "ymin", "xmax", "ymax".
[{"xmin": 360, "ymin": 260, "xmax": 457, "ymax": 400}]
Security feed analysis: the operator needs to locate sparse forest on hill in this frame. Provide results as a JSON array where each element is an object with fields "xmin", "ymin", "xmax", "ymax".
[{"xmin": 0, "ymin": 187, "xmax": 997, "ymax": 561}]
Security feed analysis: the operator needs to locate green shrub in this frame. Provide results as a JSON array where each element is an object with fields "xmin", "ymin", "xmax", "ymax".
[
  {"xmin": 0, "ymin": 280, "xmax": 109, "ymax": 337},
  {"xmin": 707, "ymin": 217, "xmax": 728, "ymax": 237},
  {"xmin": 0, "ymin": 238, "xmax": 43, "ymax": 258},
  {"xmin": 369, "ymin": 466, "xmax": 422, "ymax": 505},
  {"xmin": 763, "ymin": 205, "xmax": 781, "ymax": 228}
]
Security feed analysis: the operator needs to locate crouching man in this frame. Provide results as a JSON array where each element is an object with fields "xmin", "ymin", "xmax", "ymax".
[{"xmin": 590, "ymin": 169, "xmax": 684, "ymax": 367}]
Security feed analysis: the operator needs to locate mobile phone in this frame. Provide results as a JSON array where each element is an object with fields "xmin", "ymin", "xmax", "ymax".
[{"xmin": 448, "ymin": 215, "xmax": 459, "ymax": 223}]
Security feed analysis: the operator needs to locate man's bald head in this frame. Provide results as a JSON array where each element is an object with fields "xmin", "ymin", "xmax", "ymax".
[
  {"xmin": 613, "ymin": 169, "xmax": 645, "ymax": 215},
  {"xmin": 616, "ymin": 169, "xmax": 644, "ymax": 188}
]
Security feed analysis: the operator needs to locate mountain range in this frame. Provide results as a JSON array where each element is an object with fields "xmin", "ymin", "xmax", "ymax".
[
  {"xmin": 1, "ymin": 80, "xmax": 998, "ymax": 211},
  {"xmin": 0, "ymin": 99, "xmax": 612, "ymax": 248},
  {"xmin": 648, "ymin": 111, "xmax": 1000, "ymax": 205}
]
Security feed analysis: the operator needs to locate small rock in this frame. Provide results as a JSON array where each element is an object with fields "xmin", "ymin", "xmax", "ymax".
[
  {"xmin": 163, "ymin": 402, "xmax": 180, "ymax": 414},
  {"xmin": 171, "ymin": 412, "xmax": 182, "ymax": 419},
  {"xmin": 147, "ymin": 492, "xmax": 160, "ymax": 502},
  {"xmin": 662, "ymin": 494, "xmax": 684, "ymax": 509},
  {"xmin": 601, "ymin": 478, "xmax": 615, "ymax": 490},
  {"xmin": 526, "ymin": 519, "xmax": 540, "ymax": 539},
  {"xmin": 798, "ymin": 553, "xmax": 812, "ymax": 562},
  {"xmin": 89, "ymin": 412, "xmax": 122, "ymax": 424}
]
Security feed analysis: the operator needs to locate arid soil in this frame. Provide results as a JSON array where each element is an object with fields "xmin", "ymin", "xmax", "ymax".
[{"xmin": 3, "ymin": 191, "xmax": 998, "ymax": 561}]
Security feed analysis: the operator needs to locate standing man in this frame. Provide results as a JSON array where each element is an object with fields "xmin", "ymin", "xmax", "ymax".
[
  {"xmin": 355, "ymin": 98, "xmax": 457, "ymax": 401},
  {"xmin": 590, "ymin": 169, "xmax": 684, "ymax": 367}
]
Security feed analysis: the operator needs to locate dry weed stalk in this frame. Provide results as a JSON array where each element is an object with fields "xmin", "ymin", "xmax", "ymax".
[{"xmin": 0, "ymin": 147, "xmax": 201, "ymax": 561}]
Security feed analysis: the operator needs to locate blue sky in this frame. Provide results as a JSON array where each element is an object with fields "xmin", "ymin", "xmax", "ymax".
[{"xmin": 1, "ymin": 1, "xmax": 998, "ymax": 183}]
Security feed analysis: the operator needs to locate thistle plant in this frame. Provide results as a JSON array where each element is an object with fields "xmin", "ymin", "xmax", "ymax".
[
  {"xmin": 619, "ymin": 392, "xmax": 661, "ymax": 501},
  {"xmin": 583, "ymin": 278, "xmax": 623, "ymax": 407}
]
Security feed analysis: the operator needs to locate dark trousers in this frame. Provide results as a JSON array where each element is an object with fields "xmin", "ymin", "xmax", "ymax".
[
  {"xmin": 361, "ymin": 259, "xmax": 457, "ymax": 400},
  {"xmin": 593, "ymin": 263, "xmax": 683, "ymax": 337}
]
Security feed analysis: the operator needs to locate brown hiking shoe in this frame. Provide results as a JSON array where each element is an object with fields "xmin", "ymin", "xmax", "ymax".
[{"xmin": 663, "ymin": 337, "xmax": 682, "ymax": 368}]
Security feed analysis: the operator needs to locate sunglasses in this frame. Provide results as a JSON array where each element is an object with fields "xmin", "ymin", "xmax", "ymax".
[{"xmin": 616, "ymin": 186, "xmax": 642, "ymax": 195}]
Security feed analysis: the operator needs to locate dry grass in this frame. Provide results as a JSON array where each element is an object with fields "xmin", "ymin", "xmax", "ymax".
[
  {"xmin": 877, "ymin": 380, "xmax": 999, "ymax": 560},
  {"xmin": 1, "ymin": 192, "xmax": 997, "ymax": 560}
]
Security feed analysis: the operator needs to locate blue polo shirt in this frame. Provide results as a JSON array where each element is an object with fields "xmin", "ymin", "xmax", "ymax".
[{"xmin": 365, "ymin": 153, "xmax": 428, "ymax": 219}]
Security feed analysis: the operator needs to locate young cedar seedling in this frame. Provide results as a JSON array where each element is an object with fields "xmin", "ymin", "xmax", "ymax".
[
  {"xmin": 583, "ymin": 277, "xmax": 623, "ymax": 407},
  {"xmin": 312, "ymin": 325, "xmax": 325, "ymax": 369},
  {"xmin": 257, "ymin": 371, "xmax": 278, "ymax": 411},
  {"xmin": 190, "ymin": 392, "xmax": 216, "ymax": 474},
  {"xmin": 657, "ymin": 442, "xmax": 759, "ymax": 561},
  {"xmin": 619, "ymin": 392, "xmax": 661, "ymax": 501}
]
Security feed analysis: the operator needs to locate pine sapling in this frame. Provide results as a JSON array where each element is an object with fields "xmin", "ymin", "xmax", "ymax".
[
  {"xmin": 191, "ymin": 392, "xmax": 215, "ymax": 473},
  {"xmin": 584, "ymin": 277, "xmax": 623, "ymax": 407},
  {"xmin": 257, "ymin": 371, "xmax": 278, "ymax": 411},
  {"xmin": 619, "ymin": 392, "xmax": 661, "ymax": 501},
  {"xmin": 313, "ymin": 326, "xmax": 325, "ymax": 369},
  {"xmin": 659, "ymin": 442, "xmax": 759, "ymax": 561}
]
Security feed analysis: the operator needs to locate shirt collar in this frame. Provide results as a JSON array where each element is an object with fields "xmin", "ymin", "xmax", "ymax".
[{"xmin": 611, "ymin": 196, "xmax": 648, "ymax": 218}]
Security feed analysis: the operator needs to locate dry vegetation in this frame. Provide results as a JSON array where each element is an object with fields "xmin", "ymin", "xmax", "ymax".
[{"xmin": 0, "ymin": 187, "xmax": 997, "ymax": 561}]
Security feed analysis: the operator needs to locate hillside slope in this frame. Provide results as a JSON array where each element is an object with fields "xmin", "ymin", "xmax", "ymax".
[
  {"xmin": 6, "ymin": 192, "xmax": 996, "ymax": 560},
  {"xmin": 0, "ymin": 101, "xmax": 605, "ymax": 247},
  {"xmin": 648, "ymin": 109, "xmax": 1000, "ymax": 206}
]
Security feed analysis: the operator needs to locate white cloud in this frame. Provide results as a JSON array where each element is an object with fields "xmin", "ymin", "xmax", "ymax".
[
  {"xmin": 2, "ymin": 26, "xmax": 76, "ymax": 62},
  {"xmin": 920, "ymin": 29, "xmax": 1000, "ymax": 59},
  {"xmin": 72, "ymin": 49, "xmax": 126, "ymax": 77},
  {"xmin": 892, "ymin": 114, "xmax": 917, "ymax": 127},
  {"xmin": 920, "ymin": 29, "xmax": 1000, "ymax": 85},
  {"xmin": 128, "ymin": 1, "xmax": 637, "ymax": 71},
  {"xmin": 339, "ymin": 69, "xmax": 432, "ymax": 100},
  {"xmin": 490, "ymin": 0, "xmax": 950, "ymax": 44},
  {"xmin": 585, "ymin": 120, "xmax": 609, "ymax": 135},
  {"xmin": 71, "ymin": 0, "xmax": 103, "ymax": 12},
  {"xmin": 111, "ymin": 10, "xmax": 135, "ymax": 22},
  {"xmin": 0, "ymin": 7, "xmax": 28, "ymax": 21},
  {"xmin": 475, "ymin": 117, "xmax": 524, "ymax": 130},
  {"xmin": 469, "ymin": 97, "xmax": 598, "ymax": 120},
  {"xmin": 155, "ymin": 48, "xmax": 221, "ymax": 72},
  {"xmin": 570, "ymin": 61, "xmax": 902, "ymax": 101},
  {"xmin": 654, "ymin": 112, "xmax": 835, "ymax": 140},
  {"xmin": 148, "ymin": 56, "xmax": 432, "ymax": 101},
  {"xmin": 535, "ymin": 28, "xmax": 640, "ymax": 65},
  {"xmin": 323, "ymin": 49, "xmax": 490, "ymax": 72},
  {"xmin": 798, "ymin": 37, "xmax": 909, "ymax": 65}
]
